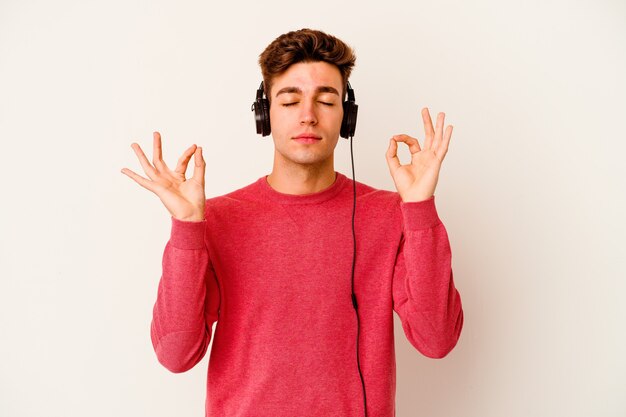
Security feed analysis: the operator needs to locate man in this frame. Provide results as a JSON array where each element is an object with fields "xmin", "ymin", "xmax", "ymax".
[{"xmin": 121, "ymin": 28, "xmax": 463, "ymax": 417}]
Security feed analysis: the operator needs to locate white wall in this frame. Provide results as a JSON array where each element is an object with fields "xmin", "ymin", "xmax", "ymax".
[{"xmin": 1, "ymin": 0, "xmax": 624, "ymax": 416}]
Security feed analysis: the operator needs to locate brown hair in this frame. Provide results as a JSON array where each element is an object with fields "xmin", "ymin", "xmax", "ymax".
[{"xmin": 258, "ymin": 28, "xmax": 356, "ymax": 103}]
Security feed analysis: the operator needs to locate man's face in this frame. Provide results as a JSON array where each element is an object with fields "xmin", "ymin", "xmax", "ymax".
[{"xmin": 268, "ymin": 61, "xmax": 344, "ymax": 169}]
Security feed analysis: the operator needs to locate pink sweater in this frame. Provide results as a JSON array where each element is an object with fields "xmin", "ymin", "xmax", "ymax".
[{"xmin": 150, "ymin": 171, "xmax": 463, "ymax": 417}]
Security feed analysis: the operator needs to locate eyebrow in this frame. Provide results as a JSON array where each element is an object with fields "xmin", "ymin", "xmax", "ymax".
[{"xmin": 275, "ymin": 86, "xmax": 340, "ymax": 98}]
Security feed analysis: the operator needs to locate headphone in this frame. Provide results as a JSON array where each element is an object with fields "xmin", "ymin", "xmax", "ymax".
[
  {"xmin": 251, "ymin": 81, "xmax": 358, "ymax": 139},
  {"xmin": 251, "ymin": 81, "xmax": 369, "ymax": 417}
]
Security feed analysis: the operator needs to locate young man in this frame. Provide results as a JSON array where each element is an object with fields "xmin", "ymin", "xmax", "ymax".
[{"xmin": 121, "ymin": 28, "xmax": 463, "ymax": 417}]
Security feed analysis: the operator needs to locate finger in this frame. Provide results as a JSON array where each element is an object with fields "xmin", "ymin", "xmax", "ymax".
[
  {"xmin": 175, "ymin": 144, "xmax": 198, "ymax": 175},
  {"xmin": 153, "ymin": 132, "xmax": 170, "ymax": 172},
  {"xmin": 436, "ymin": 125, "xmax": 453, "ymax": 161},
  {"xmin": 386, "ymin": 138, "xmax": 401, "ymax": 175},
  {"xmin": 433, "ymin": 112, "xmax": 445, "ymax": 151},
  {"xmin": 131, "ymin": 142, "xmax": 158, "ymax": 179},
  {"xmin": 421, "ymin": 107, "xmax": 435, "ymax": 149},
  {"xmin": 120, "ymin": 167, "xmax": 158, "ymax": 193},
  {"xmin": 392, "ymin": 134, "xmax": 422, "ymax": 154},
  {"xmin": 191, "ymin": 147, "xmax": 206, "ymax": 187}
]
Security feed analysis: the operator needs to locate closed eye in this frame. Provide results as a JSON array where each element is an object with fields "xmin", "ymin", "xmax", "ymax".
[{"xmin": 281, "ymin": 102, "xmax": 334, "ymax": 107}]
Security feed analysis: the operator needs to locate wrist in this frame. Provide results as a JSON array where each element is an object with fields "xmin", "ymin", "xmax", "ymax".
[
  {"xmin": 177, "ymin": 216, "xmax": 205, "ymax": 222},
  {"xmin": 400, "ymin": 194, "xmax": 433, "ymax": 203}
]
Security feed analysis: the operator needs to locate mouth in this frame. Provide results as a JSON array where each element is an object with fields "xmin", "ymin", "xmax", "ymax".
[{"xmin": 293, "ymin": 134, "xmax": 322, "ymax": 144}]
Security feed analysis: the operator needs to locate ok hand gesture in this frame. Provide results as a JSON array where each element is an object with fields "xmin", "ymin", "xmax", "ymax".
[
  {"xmin": 385, "ymin": 108, "xmax": 453, "ymax": 203},
  {"xmin": 121, "ymin": 132, "xmax": 206, "ymax": 221}
]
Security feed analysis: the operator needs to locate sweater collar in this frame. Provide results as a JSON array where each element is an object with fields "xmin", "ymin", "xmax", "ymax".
[{"xmin": 255, "ymin": 171, "xmax": 349, "ymax": 205}]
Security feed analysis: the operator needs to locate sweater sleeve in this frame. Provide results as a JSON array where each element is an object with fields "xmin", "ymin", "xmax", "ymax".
[
  {"xmin": 391, "ymin": 195, "xmax": 464, "ymax": 359},
  {"xmin": 150, "ymin": 215, "xmax": 220, "ymax": 373}
]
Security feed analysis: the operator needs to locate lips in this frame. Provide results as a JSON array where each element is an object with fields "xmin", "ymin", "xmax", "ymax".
[
  {"xmin": 294, "ymin": 134, "xmax": 321, "ymax": 140},
  {"xmin": 293, "ymin": 133, "xmax": 322, "ymax": 144}
]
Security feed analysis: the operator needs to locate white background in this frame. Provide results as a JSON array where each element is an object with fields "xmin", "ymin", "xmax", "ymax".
[{"xmin": 1, "ymin": 0, "xmax": 624, "ymax": 416}]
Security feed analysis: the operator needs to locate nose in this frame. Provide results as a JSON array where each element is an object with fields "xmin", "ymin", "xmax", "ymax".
[{"xmin": 299, "ymin": 99, "xmax": 318, "ymax": 126}]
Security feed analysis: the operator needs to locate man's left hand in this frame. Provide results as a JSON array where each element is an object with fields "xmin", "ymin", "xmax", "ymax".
[{"xmin": 385, "ymin": 107, "xmax": 453, "ymax": 203}]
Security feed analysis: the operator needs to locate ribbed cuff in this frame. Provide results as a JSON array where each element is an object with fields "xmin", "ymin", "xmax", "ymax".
[
  {"xmin": 400, "ymin": 195, "xmax": 442, "ymax": 231},
  {"xmin": 169, "ymin": 216, "xmax": 207, "ymax": 249}
]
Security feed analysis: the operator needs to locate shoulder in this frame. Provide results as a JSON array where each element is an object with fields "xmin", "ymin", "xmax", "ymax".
[
  {"xmin": 203, "ymin": 177, "xmax": 263, "ymax": 216},
  {"xmin": 350, "ymin": 176, "xmax": 402, "ymax": 207},
  {"xmin": 347, "ymin": 175, "xmax": 404, "ymax": 227},
  {"xmin": 344, "ymin": 175, "xmax": 404, "ymax": 236}
]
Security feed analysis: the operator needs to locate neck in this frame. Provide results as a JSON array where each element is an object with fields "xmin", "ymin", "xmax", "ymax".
[{"xmin": 266, "ymin": 161, "xmax": 337, "ymax": 195}]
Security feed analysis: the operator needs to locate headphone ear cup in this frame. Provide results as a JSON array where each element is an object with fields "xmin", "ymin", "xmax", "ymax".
[
  {"xmin": 253, "ymin": 98, "xmax": 271, "ymax": 137},
  {"xmin": 260, "ymin": 98, "xmax": 271, "ymax": 136},
  {"xmin": 341, "ymin": 100, "xmax": 358, "ymax": 139},
  {"xmin": 253, "ymin": 82, "xmax": 271, "ymax": 137}
]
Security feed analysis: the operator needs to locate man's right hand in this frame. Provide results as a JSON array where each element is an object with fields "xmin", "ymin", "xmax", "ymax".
[{"xmin": 121, "ymin": 131, "xmax": 206, "ymax": 222}]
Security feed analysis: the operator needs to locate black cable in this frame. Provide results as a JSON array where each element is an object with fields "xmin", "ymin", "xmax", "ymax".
[{"xmin": 349, "ymin": 134, "xmax": 368, "ymax": 417}]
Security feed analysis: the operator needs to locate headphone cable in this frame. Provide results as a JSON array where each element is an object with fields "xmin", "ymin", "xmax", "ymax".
[{"xmin": 349, "ymin": 134, "xmax": 368, "ymax": 417}]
